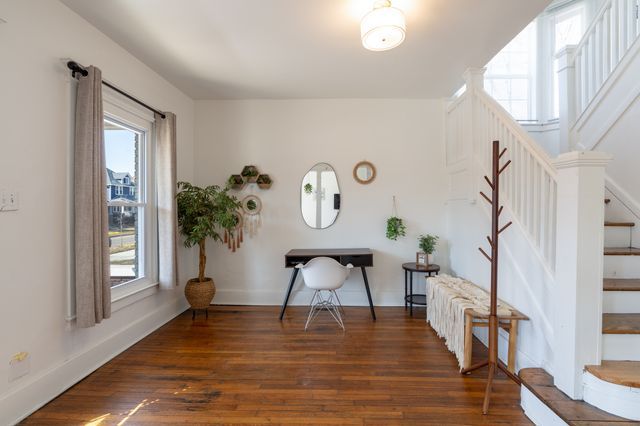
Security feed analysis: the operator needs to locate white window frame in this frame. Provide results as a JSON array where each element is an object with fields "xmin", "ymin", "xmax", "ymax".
[
  {"xmin": 484, "ymin": 21, "xmax": 538, "ymax": 121},
  {"xmin": 103, "ymin": 88, "xmax": 158, "ymax": 303},
  {"xmin": 540, "ymin": 1, "xmax": 586, "ymax": 121}
]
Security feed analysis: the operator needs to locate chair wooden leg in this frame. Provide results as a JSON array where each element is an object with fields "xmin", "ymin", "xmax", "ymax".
[
  {"xmin": 463, "ymin": 311, "xmax": 473, "ymax": 371},
  {"xmin": 507, "ymin": 319, "xmax": 518, "ymax": 373}
]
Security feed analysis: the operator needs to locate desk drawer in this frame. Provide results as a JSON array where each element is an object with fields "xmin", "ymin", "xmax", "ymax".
[{"xmin": 341, "ymin": 255, "xmax": 372, "ymax": 267}]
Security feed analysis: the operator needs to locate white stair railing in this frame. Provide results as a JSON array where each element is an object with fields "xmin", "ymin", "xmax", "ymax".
[
  {"xmin": 446, "ymin": 70, "xmax": 558, "ymax": 273},
  {"xmin": 572, "ymin": 0, "xmax": 640, "ymax": 117}
]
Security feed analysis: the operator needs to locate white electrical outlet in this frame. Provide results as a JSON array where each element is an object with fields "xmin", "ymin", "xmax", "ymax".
[{"xmin": 0, "ymin": 190, "xmax": 18, "ymax": 211}]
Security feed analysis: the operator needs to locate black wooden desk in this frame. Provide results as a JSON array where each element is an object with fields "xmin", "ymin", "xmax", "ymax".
[{"xmin": 280, "ymin": 248, "xmax": 376, "ymax": 320}]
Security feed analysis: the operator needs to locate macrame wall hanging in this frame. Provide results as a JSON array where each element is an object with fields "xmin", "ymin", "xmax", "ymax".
[
  {"xmin": 223, "ymin": 211, "xmax": 244, "ymax": 253},
  {"xmin": 242, "ymin": 195, "xmax": 263, "ymax": 238}
]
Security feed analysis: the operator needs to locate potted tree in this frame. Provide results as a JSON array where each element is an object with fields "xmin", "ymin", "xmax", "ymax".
[
  {"xmin": 176, "ymin": 182, "xmax": 241, "ymax": 314},
  {"xmin": 417, "ymin": 234, "xmax": 439, "ymax": 267}
]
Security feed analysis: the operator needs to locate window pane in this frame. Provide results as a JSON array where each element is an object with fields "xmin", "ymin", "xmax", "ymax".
[
  {"xmin": 105, "ymin": 121, "xmax": 139, "ymax": 203},
  {"xmin": 484, "ymin": 21, "xmax": 536, "ymax": 120},
  {"xmin": 510, "ymin": 79, "xmax": 529, "ymax": 100},
  {"xmin": 108, "ymin": 206, "xmax": 141, "ymax": 287},
  {"xmin": 105, "ymin": 120, "xmax": 143, "ymax": 288},
  {"xmin": 555, "ymin": 11, "xmax": 583, "ymax": 52}
]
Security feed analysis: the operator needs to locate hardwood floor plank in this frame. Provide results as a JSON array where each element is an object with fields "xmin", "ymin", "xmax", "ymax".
[{"xmin": 23, "ymin": 306, "xmax": 530, "ymax": 425}]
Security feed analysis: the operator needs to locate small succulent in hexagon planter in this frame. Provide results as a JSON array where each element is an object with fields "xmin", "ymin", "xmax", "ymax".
[
  {"xmin": 241, "ymin": 165, "xmax": 259, "ymax": 183},
  {"xmin": 228, "ymin": 174, "xmax": 245, "ymax": 190}
]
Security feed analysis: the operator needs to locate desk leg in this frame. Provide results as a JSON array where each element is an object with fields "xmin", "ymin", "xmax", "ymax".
[
  {"xmin": 279, "ymin": 268, "xmax": 299, "ymax": 320},
  {"xmin": 360, "ymin": 267, "xmax": 376, "ymax": 321}
]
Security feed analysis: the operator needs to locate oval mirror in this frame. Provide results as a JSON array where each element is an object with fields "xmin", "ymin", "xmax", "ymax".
[
  {"xmin": 301, "ymin": 163, "xmax": 340, "ymax": 229},
  {"xmin": 353, "ymin": 161, "xmax": 376, "ymax": 184}
]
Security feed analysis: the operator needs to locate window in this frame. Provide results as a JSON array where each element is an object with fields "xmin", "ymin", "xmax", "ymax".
[
  {"xmin": 551, "ymin": 4, "xmax": 585, "ymax": 118},
  {"xmin": 103, "ymin": 93, "xmax": 157, "ymax": 298},
  {"xmin": 485, "ymin": 21, "xmax": 537, "ymax": 121}
]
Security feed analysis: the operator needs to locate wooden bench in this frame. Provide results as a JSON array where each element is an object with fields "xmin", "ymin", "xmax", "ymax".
[
  {"xmin": 426, "ymin": 274, "xmax": 529, "ymax": 374},
  {"xmin": 464, "ymin": 307, "xmax": 529, "ymax": 374}
]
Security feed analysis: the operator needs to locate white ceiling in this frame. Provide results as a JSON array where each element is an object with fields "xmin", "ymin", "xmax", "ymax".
[{"xmin": 61, "ymin": 0, "xmax": 550, "ymax": 99}]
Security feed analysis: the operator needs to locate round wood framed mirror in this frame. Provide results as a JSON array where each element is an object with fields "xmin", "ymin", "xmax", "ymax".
[{"xmin": 353, "ymin": 161, "xmax": 376, "ymax": 184}]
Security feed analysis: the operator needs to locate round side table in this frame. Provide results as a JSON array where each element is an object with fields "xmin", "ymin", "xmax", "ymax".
[{"xmin": 402, "ymin": 262, "xmax": 440, "ymax": 316}]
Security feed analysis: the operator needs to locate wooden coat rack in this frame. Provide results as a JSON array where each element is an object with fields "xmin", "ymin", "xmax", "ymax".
[{"xmin": 461, "ymin": 140, "xmax": 518, "ymax": 414}]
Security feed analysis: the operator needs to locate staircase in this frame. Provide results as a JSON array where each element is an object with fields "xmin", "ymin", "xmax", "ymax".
[
  {"xmin": 445, "ymin": 0, "xmax": 640, "ymax": 421},
  {"xmin": 602, "ymin": 215, "xmax": 640, "ymax": 359}
]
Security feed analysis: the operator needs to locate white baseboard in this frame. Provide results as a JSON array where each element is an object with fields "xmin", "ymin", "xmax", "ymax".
[
  {"xmin": 213, "ymin": 289, "xmax": 410, "ymax": 307},
  {"xmin": 0, "ymin": 297, "xmax": 188, "ymax": 426},
  {"xmin": 521, "ymin": 386, "xmax": 569, "ymax": 426}
]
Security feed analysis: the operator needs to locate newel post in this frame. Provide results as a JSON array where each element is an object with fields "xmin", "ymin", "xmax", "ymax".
[
  {"xmin": 557, "ymin": 46, "xmax": 577, "ymax": 154},
  {"xmin": 462, "ymin": 68, "xmax": 486, "ymax": 160},
  {"xmin": 552, "ymin": 151, "xmax": 612, "ymax": 399}
]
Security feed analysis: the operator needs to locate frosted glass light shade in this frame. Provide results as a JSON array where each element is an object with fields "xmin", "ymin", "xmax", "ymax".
[{"xmin": 361, "ymin": 5, "xmax": 406, "ymax": 51}]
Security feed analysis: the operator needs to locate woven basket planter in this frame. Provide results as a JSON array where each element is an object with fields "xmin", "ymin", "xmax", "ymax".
[{"xmin": 184, "ymin": 278, "xmax": 216, "ymax": 309}]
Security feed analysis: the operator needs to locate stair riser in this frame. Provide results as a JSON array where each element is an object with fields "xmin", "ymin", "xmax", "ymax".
[
  {"xmin": 583, "ymin": 372, "xmax": 640, "ymax": 421},
  {"xmin": 603, "ymin": 291, "xmax": 640, "ymax": 313},
  {"xmin": 605, "ymin": 227, "xmax": 634, "ymax": 247},
  {"xmin": 604, "ymin": 256, "xmax": 640, "ymax": 279},
  {"xmin": 603, "ymin": 334, "xmax": 640, "ymax": 361}
]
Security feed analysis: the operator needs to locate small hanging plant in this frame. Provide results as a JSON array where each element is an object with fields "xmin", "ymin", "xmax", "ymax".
[{"xmin": 386, "ymin": 216, "xmax": 406, "ymax": 241}]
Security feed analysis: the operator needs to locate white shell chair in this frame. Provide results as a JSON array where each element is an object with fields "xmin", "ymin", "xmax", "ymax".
[{"xmin": 295, "ymin": 257, "xmax": 353, "ymax": 331}]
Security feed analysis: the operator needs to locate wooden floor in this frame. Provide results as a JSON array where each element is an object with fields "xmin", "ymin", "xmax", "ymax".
[{"xmin": 23, "ymin": 306, "xmax": 531, "ymax": 425}]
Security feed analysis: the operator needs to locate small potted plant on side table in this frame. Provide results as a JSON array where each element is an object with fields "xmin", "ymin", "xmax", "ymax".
[
  {"xmin": 417, "ymin": 234, "xmax": 439, "ymax": 267},
  {"xmin": 177, "ymin": 181, "xmax": 241, "ymax": 318}
]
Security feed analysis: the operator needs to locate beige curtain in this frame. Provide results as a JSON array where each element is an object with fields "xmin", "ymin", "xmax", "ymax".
[
  {"xmin": 156, "ymin": 112, "xmax": 179, "ymax": 289},
  {"xmin": 74, "ymin": 66, "xmax": 110, "ymax": 327}
]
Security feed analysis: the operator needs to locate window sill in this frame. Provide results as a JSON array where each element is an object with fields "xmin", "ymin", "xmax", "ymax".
[
  {"xmin": 520, "ymin": 120, "xmax": 559, "ymax": 132},
  {"xmin": 111, "ymin": 280, "xmax": 160, "ymax": 313}
]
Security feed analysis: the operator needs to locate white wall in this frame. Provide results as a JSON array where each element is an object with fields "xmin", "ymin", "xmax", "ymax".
[
  {"xmin": 0, "ymin": 2, "xmax": 194, "ymax": 423},
  {"xmin": 194, "ymin": 99, "xmax": 448, "ymax": 307}
]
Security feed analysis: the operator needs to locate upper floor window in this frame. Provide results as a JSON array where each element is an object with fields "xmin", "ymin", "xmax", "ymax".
[
  {"xmin": 551, "ymin": 4, "xmax": 585, "ymax": 118},
  {"xmin": 484, "ymin": 0, "xmax": 587, "ymax": 123},
  {"xmin": 485, "ymin": 21, "xmax": 537, "ymax": 121}
]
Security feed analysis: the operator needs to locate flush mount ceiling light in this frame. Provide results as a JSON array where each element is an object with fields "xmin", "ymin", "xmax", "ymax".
[{"xmin": 361, "ymin": 0, "xmax": 406, "ymax": 51}]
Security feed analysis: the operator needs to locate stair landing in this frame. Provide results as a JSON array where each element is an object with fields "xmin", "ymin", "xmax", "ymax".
[
  {"xmin": 519, "ymin": 368, "xmax": 632, "ymax": 424},
  {"xmin": 585, "ymin": 361, "xmax": 640, "ymax": 388}
]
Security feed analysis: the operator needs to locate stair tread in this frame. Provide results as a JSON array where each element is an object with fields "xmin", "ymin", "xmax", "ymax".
[
  {"xmin": 585, "ymin": 361, "xmax": 640, "ymax": 388},
  {"xmin": 519, "ymin": 368, "xmax": 632, "ymax": 424},
  {"xmin": 604, "ymin": 221, "xmax": 635, "ymax": 227},
  {"xmin": 604, "ymin": 278, "xmax": 640, "ymax": 291},
  {"xmin": 604, "ymin": 247, "xmax": 640, "ymax": 256},
  {"xmin": 603, "ymin": 313, "xmax": 640, "ymax": 334}
]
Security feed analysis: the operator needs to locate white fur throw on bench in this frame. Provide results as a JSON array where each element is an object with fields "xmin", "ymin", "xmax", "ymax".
[{"xmin": 426, "ymin": 274, "xmax": 514, "ymax": 369}]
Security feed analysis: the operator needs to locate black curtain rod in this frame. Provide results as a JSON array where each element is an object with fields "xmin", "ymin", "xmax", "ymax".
[{"xmin": 67, "ymin": 61, "xmax": 166, "ymax": 119}]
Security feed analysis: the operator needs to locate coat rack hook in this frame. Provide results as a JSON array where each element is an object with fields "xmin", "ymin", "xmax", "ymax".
[
  {"xmin": 478, "ymin": 247, "xmax": 492, "ymax": 262},
  {"xmin": 498, "ymin": 160, "xmax": 512, "ymax": 175},
  {"xmin": 480, "ymin": 192, "xmax": 492, "ymax": 205},
  {"xmin": 484, "ymin": 176, "xmax": 494, "ymax": 190},
  {"xmin": 498, "ymin": 221, "xmax": 513, "ymax": 234}
]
